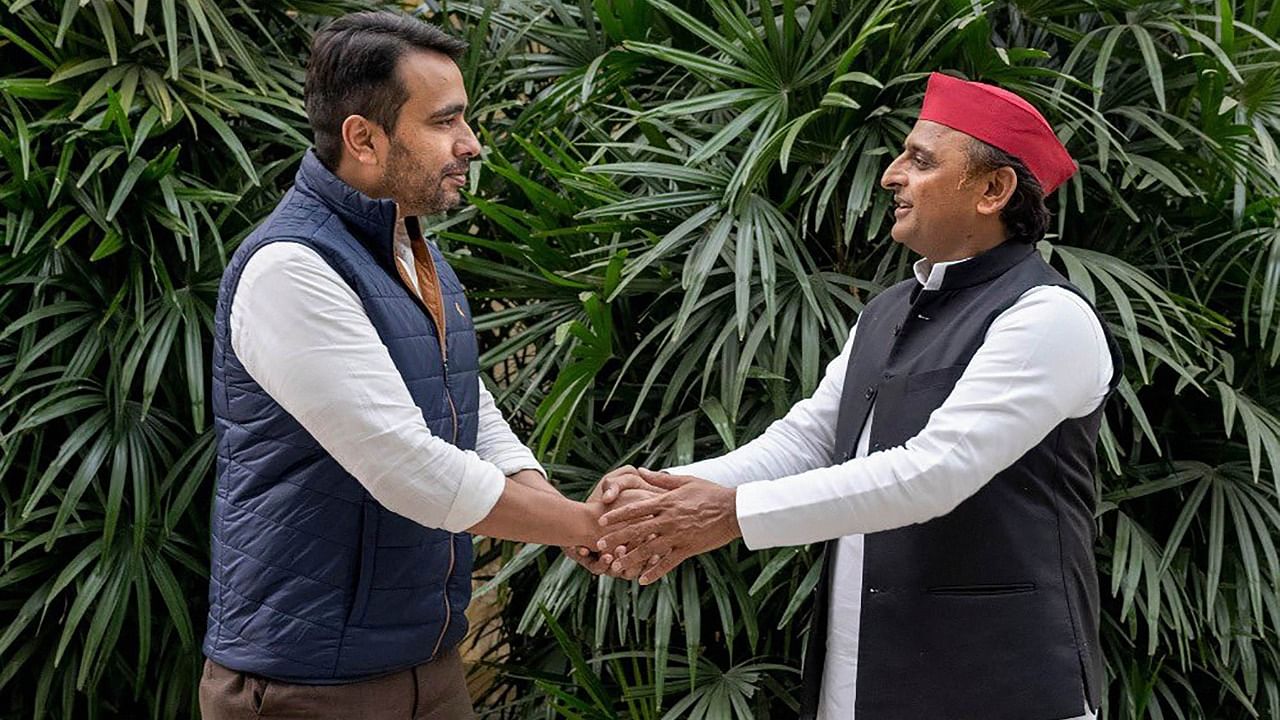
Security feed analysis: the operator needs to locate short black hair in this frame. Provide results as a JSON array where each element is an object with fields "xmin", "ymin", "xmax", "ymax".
[
  {"xmin": 305, "ymin": 12, "xmax": 468, "ymax": 168},
  {"xmin": 965, "ymin": 139, "xmax": 1051, "ymax": 245}
]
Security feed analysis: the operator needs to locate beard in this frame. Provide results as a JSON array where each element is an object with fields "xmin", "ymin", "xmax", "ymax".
[{"xmin": 380, "ymin": 138, "xmax": 466, "ymax": 217}]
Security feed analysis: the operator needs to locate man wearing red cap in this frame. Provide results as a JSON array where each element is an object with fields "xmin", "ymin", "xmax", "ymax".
[{"xmin": 589, "ymin": 73, "xmax": 1121, "ymax": 719}]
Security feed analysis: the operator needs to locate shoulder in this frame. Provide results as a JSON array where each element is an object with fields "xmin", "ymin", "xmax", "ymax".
[
  {"xmin": 232, "ymin": 238, "xmax": 357, "ymax": 313},
  {"xmin": 995, "ymin": 285, "xmax": 1113, "ymax": 390},
  {"xmin": 999, "ymin": 285, "xmax": 1105, "ymax": 339},
  {"xmin": 239, "ymin": 241, "xmax": 333, "ymax": 287},
  {"xmin": 1015, "ymin": 285, "xmax": 1103, "ymax": 326},
  {"xmin": 232, "ymin": 190, "xmax": 353, "ymax": 287}
]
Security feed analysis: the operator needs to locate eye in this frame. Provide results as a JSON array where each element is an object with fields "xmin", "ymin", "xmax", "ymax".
[
  {"xmin": 912, "ymin": 154, "xmax": 930, "ymax": 168},
  {"xmin": 438, "ymin": 117, "xmax": 457, "ymax": 127}
]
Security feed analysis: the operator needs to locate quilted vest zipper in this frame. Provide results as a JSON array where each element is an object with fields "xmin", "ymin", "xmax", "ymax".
[
  {"xmin": 396, "ymin": 231, "xmax": 460, "ymax": 445},
  {"xmin": 431, "ymin": 538, "xmax": 457, "ymax": 660},
  {"xmin": 397, "ymin": 229, "xmax": 462, "ymax": 659}
]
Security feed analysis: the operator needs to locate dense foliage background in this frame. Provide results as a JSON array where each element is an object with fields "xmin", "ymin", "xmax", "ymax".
[{"xmin": 2, "ymin": 0, "xmax": 1278, "ymax": 717}]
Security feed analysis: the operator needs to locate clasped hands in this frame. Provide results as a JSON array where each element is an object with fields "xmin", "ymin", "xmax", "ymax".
[{"xmin": 564, "ymin": 466, "xmax": 741, "ymax": 585}]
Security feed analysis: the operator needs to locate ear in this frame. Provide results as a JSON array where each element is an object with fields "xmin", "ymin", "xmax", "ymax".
[
  {"xmin": 340, "ymin": 115, "xmax": 386, "ymax": 168},
  {"xmin": 975, "ymin": 165, "xmax": 1017, "ymax": 217}
]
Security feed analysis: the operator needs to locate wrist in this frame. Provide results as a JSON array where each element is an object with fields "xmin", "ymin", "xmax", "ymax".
[
  {"xmin": 573, "ymin": 500, "xmax": 600, "ymax": 547},
  {"xmin": 722, "ymin": 486, "xmax": 742, "ymax": 540}
]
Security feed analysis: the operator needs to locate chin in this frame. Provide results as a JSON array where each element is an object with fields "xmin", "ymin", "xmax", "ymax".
[{"xmin": 432, "ymin": 188, "xmax": 462, "ymax": 208}]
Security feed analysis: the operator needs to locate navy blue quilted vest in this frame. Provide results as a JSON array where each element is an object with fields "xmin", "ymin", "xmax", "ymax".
[{"xmin": 204, "ymin": 150, "xmax": 480, "ymax": 683}]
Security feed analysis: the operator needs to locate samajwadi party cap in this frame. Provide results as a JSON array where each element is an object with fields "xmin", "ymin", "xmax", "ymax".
[{"xmin": 919, "ymin": 72, "xmax": 1077, "ymax": 193}]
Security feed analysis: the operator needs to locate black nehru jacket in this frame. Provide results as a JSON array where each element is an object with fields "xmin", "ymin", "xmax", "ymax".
[{"xmin": 799, "ymin": 241, "xmax": 1122, "ymax": 720}]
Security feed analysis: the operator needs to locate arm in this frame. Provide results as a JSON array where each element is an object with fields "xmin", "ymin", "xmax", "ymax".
[
  {"xmin": 471, "ymin": 378, "xmax": 658, "ymax": 558},
  {"xmin": 598, "ymin": 287, "xmax": 1112, "ymax": 579},
  {"xmin": 590, "ymin": 329, "xmax": 855, "ymax": 576},
  {"xmin": 475, "ymin": 379, "xmax": 549, "ymax": 481},
  {"xmin": 732, "ymin": 286, "xmax": 1112, "ymax": 548},
  {"xmin": 469, "ymin": 478, "xmax": 600, "ymax": 546},
  {"xmin": 230, "ymin": 243, "xmax": 590, "ymax": 544}
]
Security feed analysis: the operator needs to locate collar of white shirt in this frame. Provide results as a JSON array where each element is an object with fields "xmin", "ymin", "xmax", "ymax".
[{"xmin": 912, "ymin": 255, "xmax": 973, "ymax": 291}]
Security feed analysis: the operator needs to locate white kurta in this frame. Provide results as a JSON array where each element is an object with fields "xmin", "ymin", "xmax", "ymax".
[
  {"xmin": 669, "ymin": 257, "xmax": 1111, "ymax": 719},
  {"xmin": 229, "ymin": 236, "xmax": 544, "ymax": 534}
]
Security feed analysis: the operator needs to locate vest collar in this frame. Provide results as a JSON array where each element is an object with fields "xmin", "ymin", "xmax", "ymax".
[
  {"xmin": 912, "ymin": 241, "xmax": 1036, "ymax": 298},
  {"xmin": 913, "ymin": 256, "xmax": 970, "ymax": 290},
  {"xmin": 293, "ymin": 149, "xmax": 401, "ymax": 273}
]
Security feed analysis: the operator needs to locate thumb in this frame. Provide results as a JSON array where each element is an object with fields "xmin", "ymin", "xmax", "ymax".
[
  {"xmin": 637, "ymin": 467, "xmax": 690, "ymax": 490},
  {"xmin": 601, "ymin": 472, "xmax": 646, "ymax": 502}
]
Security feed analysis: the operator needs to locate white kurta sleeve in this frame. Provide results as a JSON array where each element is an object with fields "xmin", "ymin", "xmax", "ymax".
[{"xmin": 734, "ymin": 286, "xmax": 1112, "ymax": 549}]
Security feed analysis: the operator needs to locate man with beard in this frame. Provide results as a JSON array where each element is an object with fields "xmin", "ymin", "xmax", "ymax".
[
  {"xmin": 199, "ymin": 12, "xmax": 643, "ymax": 719},
  {"xmin": 593, "ymin": 73, "xmax": 1122, "ymax": 719}
]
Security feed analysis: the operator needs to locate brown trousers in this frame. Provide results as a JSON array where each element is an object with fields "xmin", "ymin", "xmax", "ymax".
[{"xmin": 198, "ymin": 650, "xmax": 476, "ymax": 720}]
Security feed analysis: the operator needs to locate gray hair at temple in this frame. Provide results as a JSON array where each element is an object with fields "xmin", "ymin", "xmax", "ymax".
[{"xmin": 965, "ymin": 139, "xmax": 1052, "ymax": 245}]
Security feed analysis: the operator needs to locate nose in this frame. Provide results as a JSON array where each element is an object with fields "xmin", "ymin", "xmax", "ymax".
[
  {"xmin": 881, "ymin": 153, "xmax": 906, "ymax": 191},
  {"xmin": 456, "ymin": 121, "xmax": 482, "ymax": 160}
]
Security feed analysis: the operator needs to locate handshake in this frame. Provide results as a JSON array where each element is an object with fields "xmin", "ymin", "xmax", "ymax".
[{"xmin": 557, "ymin": 466, "xmax": 742, "ymax": 586}]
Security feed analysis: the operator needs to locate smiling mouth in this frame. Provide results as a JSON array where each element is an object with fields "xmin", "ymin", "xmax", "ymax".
[{"xmin": 892, "ymin": 199, "xmax": 912, "ymax": 218}]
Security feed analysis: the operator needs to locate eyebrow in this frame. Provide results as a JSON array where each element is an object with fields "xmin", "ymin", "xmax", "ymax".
[
  {"xmin": 430, "ymin": 103, "xmax": 467, "ymax": 120},
  {"xmin": 904, "ymin": 141, "xmax": 936, "ymax": 161}
]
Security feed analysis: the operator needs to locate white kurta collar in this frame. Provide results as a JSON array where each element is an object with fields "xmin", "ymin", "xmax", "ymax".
[{"xmin": 912, "ymin": 256, "xmax": 974, "ymax": 291}]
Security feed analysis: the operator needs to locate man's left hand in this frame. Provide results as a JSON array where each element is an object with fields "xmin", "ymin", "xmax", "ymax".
[{"xmin": 595, "ymin": 468, "xmax": 741, "ymax": 585}]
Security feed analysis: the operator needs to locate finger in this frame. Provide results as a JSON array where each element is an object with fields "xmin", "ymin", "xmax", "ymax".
[
  {"xmin": 600, "ymin": 472, "xmax": 650, "ymax": 503},
  {"xmin": 600, "ymin": 465, "xmax": 637, "ymax": 485},
  {"xmin": 608, "ymin": 532, "xmax": 655, "ymax": 558},
  {"xmin": 611, "ymin": 537, "xmax": 673, "ymax": 577},
  {"xmin": 596, "ymin": 518, "xmax": 661, "ymax": 552},
  {"xmin": 599, "ymin": 497, "xmax": 664, "ymax": 527},
  {"xmin": 637, "ymin": 468, "xmax": 691, "ymax": 490},
  {"xmin": 604, "ymin": 558, "xmax": 632, "ymax": 579},
  {"xmin": 587, "ymin": 554, "xmax": 613, "ymax": 575},
  {"xmin": 615, "ymin": 532, "xmax": 666, "ymax": 559},
  {"xmin": 597, "ymin": 465, "xmax": 639, "ymax": 501},
  {"xmin": 622, "ymin": 536, "xmax": 674, "ymax": 569},
  {"xmin": 619, "ymin": 530, "xmax": 655, "ymax": 550},
  {"xmin": 614, "ymin": 489, "xmax": 663, "ymax": 505},
  {"xmin": 562, "ymin": 547, "xmax": 601, "ymax": 575},
  {"xmin": 613, "ymin": 553, "xmax": 647, "ymax": 581},
  {"xmin": 640, "ymin": 548, "xmax": 688, "ymax": 585}
]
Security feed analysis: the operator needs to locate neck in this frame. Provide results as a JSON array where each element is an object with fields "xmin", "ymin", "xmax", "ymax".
[
  {"xmin": 333, "ymin": 157, "xmax": 383, "ymax": 201},
  {"xmin": 920, "ymin": 229, "xmax": 1005, "ymax": 265}
]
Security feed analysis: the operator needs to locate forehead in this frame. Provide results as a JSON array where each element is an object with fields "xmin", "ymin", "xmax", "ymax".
[
  {"xmin": 903, "ymin": 119, "xmax": 970, "ymax": 156},
  {"xmin": 396, "ymin": 49, "xmax": 467, "ymax": 109}
]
